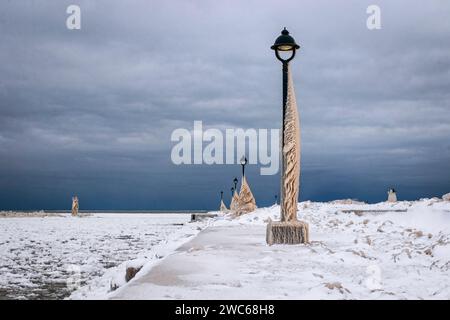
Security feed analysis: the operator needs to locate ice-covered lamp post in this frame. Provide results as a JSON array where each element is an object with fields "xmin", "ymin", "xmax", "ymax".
[
  {"xmin": 230, "ymin": 177, "xmax": 240, "ymax": 212},
  {"xmin": 240, "ymin": 156, "xmax": 248, "ymax": 177},
  {"xmin": 71, "ymin": 196, "xmax": 79, "ymax": 217},
  {"xmin": 236, "ymin": 156, "xmax": 256, "ymax": 215},
  {"xmin": 266, "ymin": 28, "xmax": 309, "ymax": 244},
  {"xmin": 219, "ymin": 190, "xmax": 228, "ymax": 212},
  {"xmin": 387, "ymin": 188, "xmax": 397, "ymax": 202}
]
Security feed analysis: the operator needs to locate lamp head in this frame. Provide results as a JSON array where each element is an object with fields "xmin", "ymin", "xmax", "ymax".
[
  {"xmin": 271, "ymin": 28, "xmax": 299, "ymax": 51},
  {"xmin": 271, "ymin": 28, "xmax": 300, "ymax": 62}
]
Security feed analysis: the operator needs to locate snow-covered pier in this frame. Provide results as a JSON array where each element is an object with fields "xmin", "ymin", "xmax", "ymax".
[{"xmin": 109, "ymin": 199, "xmax": 450, "ymax": 300}]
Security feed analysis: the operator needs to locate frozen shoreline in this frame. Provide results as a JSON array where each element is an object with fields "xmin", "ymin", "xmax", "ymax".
[
  {"xmin": 0, "ymin": 211, "xmax": 65, "ymax": 218},
  {"xmin": 0, "ymin": 213, "xmax": 205, "ymax": 300},
  {"xmin": 108, "ymin": 199, "xmax": 450, "ymax": 300},
  {"xmin": 1, "ymin": 199, "xmax": 449, "ymax": 300},
  {"xmin": 70, "ymin": 216, "xmax": 208, "ymax": 299}
]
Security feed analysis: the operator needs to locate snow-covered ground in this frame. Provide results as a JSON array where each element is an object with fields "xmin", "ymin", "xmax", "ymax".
[
  {"xmin": 1, "ymin": 199, "xmax": 449, "ymax": 300},
  {"xmin": 0, "ymin": 213, "xmax": 203, "ymax": 299},
  {"xmin": 110, "ymin": 198, "xmax": 450, "ymax": 300}
]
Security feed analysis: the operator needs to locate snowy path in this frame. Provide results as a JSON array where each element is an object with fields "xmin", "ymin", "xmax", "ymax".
[
  {"xmin": 111, "ymin": 201, "xmax": 450, "ymax": 300},
  {"xmin": 111, "ymin": 225, "xmax": 274, "ymax": 299}
]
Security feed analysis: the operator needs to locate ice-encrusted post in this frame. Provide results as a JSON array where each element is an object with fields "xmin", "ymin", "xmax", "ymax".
[
  {"xmin": 71, "ymin": 196, "xmax": 79, "ymax": 217},
  {"xmin": 230, "ymin": 178, "xmax": 239, "ymax": 212},
  {"xmin": 235, "ymin": 156, "xmax": 257, "ymax": 216},
  {"xmin": 236, "ymin": 176, "xmax": 257, "ymax": 215},
  {"xmin": 219, "ymin": 191, "xmax": 228, "ymax": 212},
  {"xmin": 387, "ymin": 188, "xmax": 397, "ymax": 202},
  {"xmin": 266, "ymin": 28, "xmax": 309, "ymax": 245},
  {"xmin": 230, "ymin": 186, "xmax": 239, "ymax": 212}
]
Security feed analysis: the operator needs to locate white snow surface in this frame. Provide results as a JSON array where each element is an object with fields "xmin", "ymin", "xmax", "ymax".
[
  {"xmin": 0, "ymin": 213, "xmax": 204, "ymax": 299},
  {"xmin": 110, "ymin": 199, "xmax": 450, "ymax": 300},
  {"xmin": 1, "ymin": 199, "xmax": 449, "ymax": 300}
]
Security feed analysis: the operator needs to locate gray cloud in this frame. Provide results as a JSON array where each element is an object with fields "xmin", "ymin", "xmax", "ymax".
[{"xmin": 0, "ymin": 0, "xmax": 449, "ymax": 209}]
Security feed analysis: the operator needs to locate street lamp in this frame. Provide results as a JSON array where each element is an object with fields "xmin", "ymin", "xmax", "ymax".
[
  {"xmin": 271, "ymin": 27, "xmax": 300, "ymax": 61},
  {"xmin": 271, "ymin": 27, "xmax": 299, "ymax": 222},
  {"xmin": 233, "ymin": 177, "xmax": 238, "ymax": 190},
  {"xmin": 231, "ymin": 187, "xmax": 234, "ymax": 197},
  {"xmin": 271, "ymin": 27, "xmax": 299, "ymax": 178},
  {"xmin": 266, "ymin": 28, "xmax": 309, "ymax": 244},
  {"xmin": 271, "ymin": 28, "xmax": 300, "ymax": 122},
  {"xmin": 219, "ymin": 190, "xmax": 228, "ymax": 212},
  {"xmin": 240, "ymin": 156, "xmax": 248, "ymax": 177}
]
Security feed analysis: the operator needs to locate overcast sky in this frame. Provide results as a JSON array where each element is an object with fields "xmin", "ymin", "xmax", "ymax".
[{"xmin": 1, "ymin": 0, "xmax": 449, "ymax": 210}]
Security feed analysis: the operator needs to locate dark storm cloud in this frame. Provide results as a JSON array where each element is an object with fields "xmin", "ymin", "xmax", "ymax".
[{"xmin": 0, "ymin": 0, "xmax": 449, "ymax": 209}]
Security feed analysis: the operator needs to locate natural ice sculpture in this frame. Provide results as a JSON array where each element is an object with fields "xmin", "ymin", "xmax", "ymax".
[
  {"xmin": 266, "ymin": 66, "xmax": 309, "ymax": 244},
  {"xmin": 71, "ymin": 196, "xmax": 79, "ymax": 217},
  {"xmin": 236, "ymin": 176, "xmax": 256, "ymax": 215},
  {"xmin": 220, "ymin": 199, "xmax": 228, "ymax": 212},
  {"xmin": 219, "ymin": 191, "xmax": 228, "ymax": 212},
  {"xmin": 230, "ymin": 190, "xmax": 240, "ymax": 212},
  {"xmin": 279, "ymin": 67, "xmax": 301, "ymax": 222},
  {"xmin": 387, "ymin": 188, "xmax": 397, "ymax": 202}
]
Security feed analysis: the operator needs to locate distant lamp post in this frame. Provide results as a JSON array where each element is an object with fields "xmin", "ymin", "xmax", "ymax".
[
  {"xmin": 274, "ymin": 194, "xmax": 278, "ymax": 205},
  {"xmin": 235, "ymin": 155, "xmax": 256, "ymax": 215},
  {"xmin": 240, "ymin": 156, "xmax": 248, "ymax": 177},
  {"xmin": 387, "ymin": 188, "xmax": 397, "ymax": 202},
  {"xmin": 71, "ymin": 196, "xmax": 79, "ymax": 217},
  {"xmin": 230, "ymin": 178, "xmax": 239, "ymax": 212},
  {"xmin": 266, "ymin": 28, "xmax": 309, "ymax": 245},
  {"xmin": 219, "ymin": 190, "xmax": 228, "ymax": 212}
]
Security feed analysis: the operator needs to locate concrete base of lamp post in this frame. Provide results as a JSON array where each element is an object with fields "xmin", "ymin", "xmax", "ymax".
[{"xmin": 266, "ymin": 219, "xmax": 309, "ymax": 245}]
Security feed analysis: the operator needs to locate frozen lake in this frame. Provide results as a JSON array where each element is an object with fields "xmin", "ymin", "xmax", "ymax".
[{"xmin": 0, "ymin": 213, "xmax": 195, "ymax": 300}]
